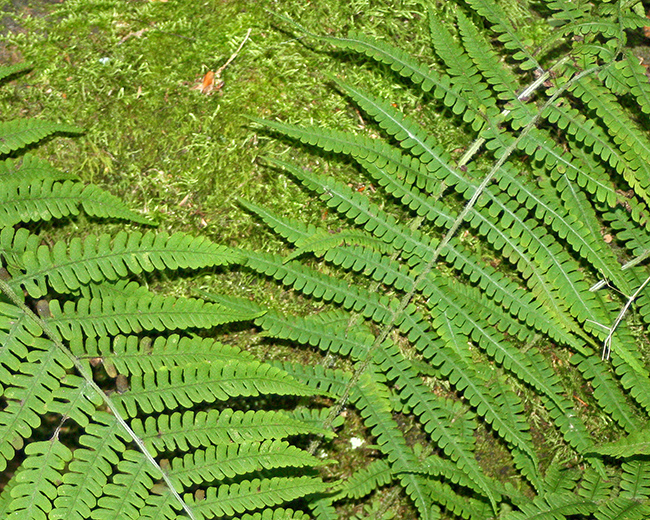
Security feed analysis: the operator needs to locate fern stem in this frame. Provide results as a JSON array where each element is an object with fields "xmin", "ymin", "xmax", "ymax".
[
  {"xmin": 601, "ymin": 273, "xmax": 650, "ymax": 360},
  {"xmin": 0, "ymin": 278, "xmax": 197, "ymax": 520},
  {"xmin": 458, "ymin": 59, "xmax": 565, "ymax": 168}
]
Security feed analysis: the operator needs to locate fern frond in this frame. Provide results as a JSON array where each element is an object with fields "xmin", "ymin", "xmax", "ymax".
[
  {"xmin": 504, "ymin": 492, "xmax": 597, "ymax": 520},
  {"xmin": 339, "ymin": 459, "xmax": 392, "ymax": 499},
  {"xmin": 0, "ymin": 343, "xmax": 71, "ymax": 472},
  {"xmin": 93, "ymin": 449, "xmax": 162, "ymax": 520},
  {"xmin": 303, "ymin": 29, "xmax": 476, "ymax": 120},
  {"xmin": 617, "ymin": 51, "xmax": 650, "ymax": 115},
  {"xmin": 133, "ymin": 408, "xmax": 333, "ymax": 454},
  {"xmin": 7, "ymin": 439, "xmax": 72, "ymax": 520},
  {"xmin": 279, "ymin": 362, "xmax": 443, "ymax": 519},
  {"xmin": 546, "ymin": 0, "xmax": 592, "ymax": 25},
  {"xmin": 116, "ymin": 359, "xmax": 316, "ymax": 417},
  {"xmin": 351, "ymin": 369, "xmax": 458, "ymax": 517},
  {"xmin": 0, "ymin": 62, "xmax": 31, "ymax": 82},
  {"xmin": 0, "ymin": 153, "xmax": 78, "ymax": 181},
  {"xmin": 577, "ymin": 467, "xmax": 611, "ymax": 503},
  {"xmin": 334, "ymin": 79, "xmax": 466, "ymax": 185},
  {"xmin": 80, "ymin": 333, "xmax": 254, "ymax": 377},
  {"xmin": 607, "ymin": 323, "xmax": 650, "ymax": 414},
  {"xmin": 10, "ymin": 231, "xmax": 241, "ymax": 299},
  {"xmin": 0, "ymin": 118, "xmax": 82, "ymax": 156},
  {"xmin": 0, "ymin": 226, "xmax": 41, "ymax": 278},
  {"xmin": 620, "ymin": 459, "xmax": 650, "ymax": 500},
  {"xmin": 46, "ymin": 293, "xmax": 259, "ymax": 340},
  {"xmin": 255, "ymin": 308, "xmax": 375, "ymax": 360},
  {"xmin": 0, "ymin": 179, "xmax": 151, "ymax": 227},
  {"xmin": 595, "ymin": 497, "xmax": 650, "ymax": 520},
  {"xmin": 237, "ymin": 508, "xmax": 312, "ymax": 520},
  {"xmin": 431, "ymin": 312, "xmax": 538, "ymax": 468},
  {"xmin": 423, "ymin": 475, "xmax": 493, "ymax": 520},
  {"xmin": 592, "ymin": 430, "xmax": 650, "ymax": 458},
  {"xmin": 169, "ymin": 440, "xmax": 325, "ymax": 487},
  {"xmin": 370, "ymin": 340, "xmax": 502, "ymax": 508},
  {"xmin": 52, "ymin": 412, "xmax": 128, "ymax": 520},
  {"xmin": 456, "ymin": 10, "xmax": 520, "ymax": 102},
  {"xmin": 415, "ymin": 454, "xmax": 492, "ymax": 498},
  {"xmin": 188, "ymin": 476, "xmax": 330, "ymax": 519},
  {"xmin": 570, "ymin": 353, "xmax": 638, "ymax": 433},
  {"xmin": 265, "ymin": 138, "xmax": 596, "ymax": 343},
  {"xmin": 569, "ymin": 73, "xmax": 650, "ymax": 205},
  {"xmin": 428, "ymin": 12, "xmax": 499, "ymax": 130},
  {"xmin": 465, "ymin": 0, "xmax": 540, "ymax": 70}
]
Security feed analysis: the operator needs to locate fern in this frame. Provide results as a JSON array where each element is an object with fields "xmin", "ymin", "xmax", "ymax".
[
  {"xmin": 0, "ymin": 64, "xmax": 332, "ymax": 520},
  {"xmin": 219, "ymin": 1, "xmax": 650, "ymax": 517}
]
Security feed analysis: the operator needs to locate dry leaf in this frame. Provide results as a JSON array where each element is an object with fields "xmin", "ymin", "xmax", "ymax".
[{"xmin": 191, "ymin": 70, "xmax": 223, "ymax": 95}]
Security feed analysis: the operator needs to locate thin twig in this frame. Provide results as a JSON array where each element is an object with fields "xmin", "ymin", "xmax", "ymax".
[
  {"xmin": 215, "ymin": 28, "xmax": 252, "ymax": 82},
  {"xmin": 601, "ymin": 273, "xmax": 650, "ymax": 360}
]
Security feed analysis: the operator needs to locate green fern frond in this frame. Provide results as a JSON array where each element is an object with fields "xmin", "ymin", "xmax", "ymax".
[
  {"xmin": 354, "ymin": 369, "xmax": 470, "ymax": 517},
  {"xmin": 592, "ymin": 430, "xmax": 650, "ymax": 458},
  {"xmin": 0, "ymin": 62, "xmax": 31, "ymax": 83},
  {"xmin": 93, "ymin": 449, "xmax": 162, "ymax": 520},
  {"xmin": 0, "ymin": 179, "xmax": 151, "ymax": 227},
  {"xmin": 617, "ymin": 51, "xmax": 650, "ymax": 115},
  {"xmin": 133, "ymin": 408, "xmax": 333, "ymax": 454},
  {"xmin": 10, "ymin": 231, "xmax": 240, "ymax": 299},
  {"xmin": 8, "ymin": 439, "xmax": 72, "ymax": 520},
  {"xmin": 465, "ymin": 0, "xmax": 541, "ymax": 70},
  {"xmin": 339, "ymin": 459, "xmax": 392, "ymax": 499},
  {"xmin": 570, "ymin": 353, "xmax": 639, "ymax": 432},
  {"xmin": 0, "ymin": 226, "xmax": 40, "ymax": 276},
  {"xmin": 428, "ymin": 11, "xmax": 499, "ymax": 130},
  {"xmin": 255, "ymin": 308, "xmax": 374, "ymax": 360},
  {"xmin": 595, "ymin": 497, "xmax": 650, "ymax": 520},
  {"xmin": 0, "ymin": 343, "xmax": 71, "ymax": 472},
  {"xmin": 456, "ymin": 10, "xmax": 520, "ymax": 103},
  {"xmin": 504, "ymin": 492, "xmax": 597, "ymax": 520},
  {"xmin": 333, "ymin": 79, "xmax": 464, "ymax": 180},
  {"xmin": 47, "ymin": 293, "xmax": 259, "ymax": 340},
  {"xmin": 305, "ymin": 28, "xmax": 475, "ymax": 120},
  {"xmin": 169, "ymin": 440, "xmax": 326, "ymax": 487},
  {"xmin": 237, "ymin": 508, "xmax": 312, "ymax": 520},
  {"xmin": 577, "ymin": 467, "xmax": 611, "ymax": 503},
  {"xmin": 0, "ymin": 153, "xmax": 78, "ymax": 181},
  {"xmin": 80, "ymin": 334, "xmax": 255, "ymax": 377},
  {"xmin": 116, "ymin": 359, "xmax": 317, "ymax": 416},
  {"xmin": 51, "ymin": 412, "xmax": 128, "ymax": 520},
  {"xmin": 620, "ymin": 459, "xmax": 650, "ymax": 500},
  {"xmin": 187, "ymin": 476, "xmax": 330, "ymax": 519},
  {"xmin": 0, "ymin": 118, "xmax": 82, "ymax": 156},
  {"xmin": 569, "ymin": 72, "xmax": 650, "ymax": 205},
  {"xmin": 546, "ymin": 0, "xmax": 592, "ymax": 25}
]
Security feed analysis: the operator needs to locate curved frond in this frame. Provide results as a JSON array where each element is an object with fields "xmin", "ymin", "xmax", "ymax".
[
  {"xmin": 47, "ymin": 293, "xmax": 260, "ymax": 340},
  {"xmin": 188, "ymin": 476, "xmax": 330, "ymax": 519},
  {"xmin": 11, "ymin": 231, "xmax": 241, "ymax": 299},
  {"xmin": 7, "ymin": 439, "xmax": 72, "ymax": 520},
  {"xmin": 339, "ymin": 459, "xmax": 392, "ymax": 499},
  {"xmin": 464, "ymin": 0, "xmax": 540, "ymax": 70},
  {"xmin": 0, "ymin": 179, "xmax": 152, "ymax": 227},
  {"xmin": 0, "ymin": 119, "xmax": 82, "ymax": 156},
  {"xmin": 133, "ymin": 408, "xmax": 333, "ymax": 454},
  {"xmin": 0, "ymin": 153, "xmax": 78, "ymax": 182},
  {"xmin": 0, "ymin": 62, "xmax": 31, "ymax": 83},
  {"xmin": 115, "ymin": 359, "xmax": 317, "ymax": 416}
]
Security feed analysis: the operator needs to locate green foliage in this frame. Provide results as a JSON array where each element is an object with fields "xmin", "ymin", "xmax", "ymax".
[
  {"xmin": 0, "ymin": 65, "xmax": 332, "ymax": 519},
  {"xmin": 5, "ymin": 0, "xmax": 650, "ymax": 518},
  {"xmin": 218, "ymin": 0, "xmax": 650, "ymax": 518}
]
